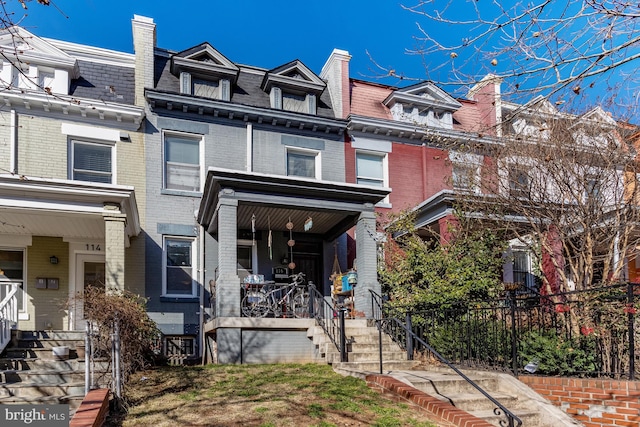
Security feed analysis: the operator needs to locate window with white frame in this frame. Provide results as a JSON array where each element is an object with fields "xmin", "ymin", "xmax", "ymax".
[
  {"xmin": 164, "ymin": 132, "xmax": 202, "ymax": 192},
  {"xmin": 287, "ymin": 148, "xmax": 320, "ymax": 179},
  {"xmin": 0, "ymin": 249, "xmax": 26, "ymax": 315},
  {"xmin": 512, "ymin": 250, "xmax": 535, "ymax": 289},
  {"xmin": 452, "ymin": 163, "xmax": 478, "ymax": 192},
  {"xmin": 71, "ymin": 139, "xmax": 113, "ymax": 184},
  {"xmin": 192, "ymin": 78, "xmax": 219, "ymax": 99},
  {"xmin": 164, "ymin": 237, "xmax": 196, "ymax": 297},
  {"xmin": 38, "ymin": 68, "xmax": 55, "ymax": 91},
  {"xmin": 509, "ymin": 166, "xmax": 530, "ymax": 198},
  {"xmin": 356, "ymin": 151, "xmax": 386, "ymax": 187}
]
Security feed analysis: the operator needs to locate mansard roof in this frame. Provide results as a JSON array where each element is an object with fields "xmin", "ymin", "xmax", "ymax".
[
  {"xmin": 383, "ymin": 81, "xmax": 462, "ymax": 112},
  {"xmin": 261, "ymin": 59, "xmax": 326, "ymax": 95},
  {"xmin": 0, "ymin": 26, "xmax": 79, "ymax": 78},
  {"xmin": 170, "ymin": 42, "xmax": 240, "ymax": 83}
]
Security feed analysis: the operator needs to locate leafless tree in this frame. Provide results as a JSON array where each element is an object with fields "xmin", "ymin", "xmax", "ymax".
[
  {"xmin": 452, "ymin": 99, "xmax": 640, "ymax": 294},
  {"xmin": 397, "ymin": 1, "xmax": 640, "ymax": 112}
]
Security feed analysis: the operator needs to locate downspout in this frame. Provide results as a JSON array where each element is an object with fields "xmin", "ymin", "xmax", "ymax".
[
  {"xmin": 10, "ymin": 110, "xmax": 17, "ymax": 174},
  {"xmin": 246, "ymin": 123, "xmax": 253, "ymax": 172},
  {"xmin": 421, "ymin": 143, "xmax": 428, "ymax": 200},
  {"xmin": 199, "ymin": 225, "xmax": 205, "ymax": 361}
]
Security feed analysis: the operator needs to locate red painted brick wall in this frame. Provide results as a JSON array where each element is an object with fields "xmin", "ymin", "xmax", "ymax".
[{"xmin": 520, "ymin": 376, "xmax": 640, "ymax": 427}]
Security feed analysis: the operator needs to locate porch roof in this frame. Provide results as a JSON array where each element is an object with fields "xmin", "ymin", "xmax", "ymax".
[
  {"xmin": 0, "ymin": 174, "xmax": 140, "ymax": 245},
  {"xmin": 197, "ymin": 168, "xmax": 390, "ymax": 241}
]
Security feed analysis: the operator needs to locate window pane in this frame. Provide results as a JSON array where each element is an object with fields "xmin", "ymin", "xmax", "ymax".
[
  {"xmin": 0, "ymin": 250, "xmax": 24, "ymax": 312},
  {"xmin": 73, "ymin": 142, "xmax": 112, "ymax": 184},
  {"xmin": 356, "ymin": 153, "xmax": 384, "ymax": 186},
  {"xmin": 282, "ymin": 93, "xmax": 307, "ymax": 113},
  {"xmin": 237, "ymin": 246, "xmax": 252, "ymax": 272},
  {"xmin": 165, "ymin": 134, "xmax": 200, "ymax": 191},
  {"xmin": 192, "ymin": 78, "xmax": 219, "ymax": 99},
  {"xmin": 166, "ymin": 239, "xmax": 193, "ymax": 295},
  {"xmin": 452, "ymin": 164, "xmax": 475, "ymax": 190},
  {"xmin": 287, "ymin": 151, "xmax": 316, "ymax": 178}
]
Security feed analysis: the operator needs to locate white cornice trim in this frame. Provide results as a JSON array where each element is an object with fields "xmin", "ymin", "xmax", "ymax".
[{"xmin": 46, "ymin": 39, "xmax": 135, "ymax": 68}]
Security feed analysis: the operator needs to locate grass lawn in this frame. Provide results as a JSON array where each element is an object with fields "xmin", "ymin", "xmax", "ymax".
[{"xmin": 112, "ymin": 363, "xmax": 440, "ymax": 427}]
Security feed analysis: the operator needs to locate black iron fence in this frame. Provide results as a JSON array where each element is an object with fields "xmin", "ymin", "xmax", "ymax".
[{"xmin": 395, "ymin": 283, "xmax": 639, "ymax": 379}]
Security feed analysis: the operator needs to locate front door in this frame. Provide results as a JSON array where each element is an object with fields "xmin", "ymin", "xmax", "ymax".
[{"xmin": 71, "ymin": 253, "xmax": 105, "ymax": 330}]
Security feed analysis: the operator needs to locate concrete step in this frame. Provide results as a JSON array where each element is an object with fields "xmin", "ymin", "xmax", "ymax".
[
  {"xmin": 0, "ymin": 369, "xmax": 110, "ymax": 385},
  {"xmin": 325, "ymin": 350, "xmax": 408, "ymax": 364},
  {"xmin": 0, "ymin": 394, "xmax": 85, "ymax": 410},
  {"xmin": 13, "ymin": 331, "xmax": 86, "ymax": 341},
  {"xmin": 470, "ymin": 408, "xmax": 540, "ymax": 427},
  {"xmin": 0, "ymin": 357, "xmax": 110, "ymax": 371},
  {"xmin": 332, "ymin": 360, "xmax": 421, "ymax": 372},
  {"xmin": 432, "ymin": 391, "xmax": 522, "ymax": 413},
  {"xmin": 15, "ymin": 338, "xmax": 85, "ymax": 350},
  {"xmin": 2, "ymin": 347, "xmax": 80, "ymax": 360},
  {"xmin": 404, "ymin": 372, "xmax": 499, "ymax": 395},
  {"xmin": 0, "ymin": 382, "xmax": 86, "ymax": 398}
]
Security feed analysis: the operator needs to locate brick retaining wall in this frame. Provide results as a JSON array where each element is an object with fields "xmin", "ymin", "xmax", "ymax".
[{"xmin": 520, "ymin": 376, "xmax": 640, "ymax": 427}]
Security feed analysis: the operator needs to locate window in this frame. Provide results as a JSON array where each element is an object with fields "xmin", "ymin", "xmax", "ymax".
[
  {"xmin": 237, "ymin": 246, "xmax": 253, "ymax": 274},
  {"xmin": 452, "ymin": 163, "xmax": 478, "ymax": 192},
  {"xmin": 0, "ymin": 249, "xmax": 25, "ymax": 315},
  {"xmin": 585, "ymin": 177, "xmax": 601, "ymax": 201},
  {"xmin": 270, "ymin": 87, "xmax": 316, "ymax": 114},
  {"xmin": 356, "ymin": 152, "xmax": 386, "ymax": 187},
  {"xmin": 164, "ymin": 237, "xmax": 196, "ymax": 297},
  {"xmin": 509, "ymin": 166, "xmax": 529, "ymax": 198},
  {"xmin": 512, "ymin": 250, "xmax": 535, "ymax": 290},
  {"xmin": 39, "ymin": 69, "xmax": 55, "ymax": 91},
  {"xmin": 287, "ymin": 148, "xmax": 320, "ymax": 179},
  {"xmin": 71, "ymin": 140, "xmax": 113, "ymax": 184},
  {"xmin": 164, "ymin": 133, "xmax": 202, "ymax": 192},
  {"xmin": 192, "ymin": 78, "xmax": 219, "ymax": 99}
]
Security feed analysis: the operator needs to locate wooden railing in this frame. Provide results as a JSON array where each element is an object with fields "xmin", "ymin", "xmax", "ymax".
[{"xmin": 0, "ymin": 282, "xmax": 19, "ymax": 353}]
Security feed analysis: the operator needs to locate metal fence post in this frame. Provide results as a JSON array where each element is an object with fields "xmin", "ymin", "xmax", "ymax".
[
  {"xmin": 308, "ymin": 282, "xmax": 315, "ymax": 318},
  {"xmin": 406, "ymin": 312, "xmax": 414, "ymax": 361},
  {"xmin": 628, "ymin": 282, "xmax": 635, "ymax": 381},
  {"xmin": 510, "ymin": 289, "xmax": 518, "ymax": 377},
  {"xmin": 339, "ymin": 307, "xmax": 347, "ymax": 363},
  {"xmin": 84, "ymin": 321, "xmax": 90, "ymax": 395}
]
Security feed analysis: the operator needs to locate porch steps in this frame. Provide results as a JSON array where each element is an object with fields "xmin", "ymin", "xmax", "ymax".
[
  {"xmin": 307, "ymin": 319, "xmax": 419, "ymax": 371},
  {"xmin": 0, "ymin": 330, "xmax": 108, "ymax": 414}
]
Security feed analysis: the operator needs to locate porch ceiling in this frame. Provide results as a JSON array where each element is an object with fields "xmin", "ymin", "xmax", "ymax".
[
  {"xmin": 198, "ymin": 168, "xmax": 390, "ymax": 240},
  {"xmin": 0, "ymin": 174, "xmax": 141, "ymax": 242}
]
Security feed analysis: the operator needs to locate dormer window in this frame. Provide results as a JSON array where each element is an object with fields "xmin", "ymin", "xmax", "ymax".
[
  {"xmin": 384, "ymin": 81, "xmax": 461, "ymax": 129},
  {"xmin": 171, "ymin": 43, "xmax": 239, "ymax": 102},
  {"xmin": 262, "ymin": 60, "xmax": 325, "ymax": 116}
]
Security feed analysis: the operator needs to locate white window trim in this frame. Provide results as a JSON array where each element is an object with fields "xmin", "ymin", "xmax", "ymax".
[
  {"xmin": 69, "ymin": 138, "xmax": 117, "ymax": 184},
  {"xmin": 162, "ymin": 130, "xmax": 205, "ymax": 193},
  {"xmin": 162, "ymin": 236, "xmax": 198, "ymax": 298},
  {"xmin": 451, "ymin": 163, "xmax": 481, "ymax": 194},
  {"xmin": 286, "ymin": 146, "xmax": 322, "ymax": 180},
  {"xmin": 237, "ymin": 239, "xmax": 258, "ymax": 276},
  {"xmin": 0, "ymin": 247, "xmax": 28, "ymax": 319},
  {"xmin": 356, "ymin": 149, "xmax": 390, "ymax": 206}
]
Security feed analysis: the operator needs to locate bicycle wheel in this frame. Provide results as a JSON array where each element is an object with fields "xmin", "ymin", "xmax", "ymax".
[
  {"xmin": 291, "ymin": 290, "xmax": 310, "ymax": 318},
  {"xmin": 242, "ymin": 291, "xmax": 269, "ymax": 317}
]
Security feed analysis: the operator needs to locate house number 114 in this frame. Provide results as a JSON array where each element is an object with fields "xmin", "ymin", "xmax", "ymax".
[{"xmin": 86, "ymin": 244, "xmax": 101, "ymax": 251}]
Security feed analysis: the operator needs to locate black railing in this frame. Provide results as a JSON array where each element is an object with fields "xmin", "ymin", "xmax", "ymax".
[
  {"xmin": 371, "ymin": 290, "xmax": 522, "ymax": 427},
  {"xmin": 392, "ymin": 283, "xmax": 638, "ymax": 379},
  {"xmin": 309, "ymin": 284, "xmax": 347, "ymax": 362}
]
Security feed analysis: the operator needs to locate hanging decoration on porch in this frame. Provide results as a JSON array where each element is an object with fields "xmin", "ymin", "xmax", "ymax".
[
  {"xmin": 304, "ymin": 216, "xmax": 313, "ymax": 232},
  {"xmin": 251, "ymin": 213, "xmax": 256, "ymax": 246},
  {"xmin": 286, "ymin": 218, "xmax": 295, "ymax": 270},
  {"xmin": 267, "ymin": 216, "xmax": 273, "ymax": 260}
]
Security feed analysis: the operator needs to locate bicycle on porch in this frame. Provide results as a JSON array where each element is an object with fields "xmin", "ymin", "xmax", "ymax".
[{"xmin": 241, "ymin": 272, "xmax": 310, "ymax": 318}]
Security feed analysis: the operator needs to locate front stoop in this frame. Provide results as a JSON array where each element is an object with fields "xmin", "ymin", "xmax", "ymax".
[
  {"xmin": 306, "ymin": 319, "xmax": 419, "ymax": 371},
  {"xmin": 0, "ymin": 330, "xmax": 109, "ymax": 416}
]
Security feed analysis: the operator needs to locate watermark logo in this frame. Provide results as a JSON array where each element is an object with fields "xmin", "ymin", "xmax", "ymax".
[{"xmin": 2, "ymin": 405, "xmax": 68, "ymax": 426}]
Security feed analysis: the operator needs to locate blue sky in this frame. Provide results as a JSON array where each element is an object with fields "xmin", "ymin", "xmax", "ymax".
[
  {"xmin": 12, "ymin": 1, "xmax": 431, "ymax": 86},
  {"xmin": 8, "ymin": 0, "xmax": 638, "ymax": 118}
]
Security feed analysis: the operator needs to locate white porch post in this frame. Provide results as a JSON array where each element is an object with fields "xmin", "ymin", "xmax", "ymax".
[
  {"xmin": 103, "ymin": 203, "xmax": 126, "ymax": 293},
  {"xmin": 216, "ymin": 191, "xmax": 241, "ymax": 317},
  {"xmin": 355, "ymin": 207, "xmax": 380, "ymax": 318}
]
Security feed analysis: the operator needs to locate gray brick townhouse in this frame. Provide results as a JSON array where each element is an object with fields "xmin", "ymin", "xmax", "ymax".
[{"xmin": 133, "ymin": 16, "xmax": 388, "ymax": 363}]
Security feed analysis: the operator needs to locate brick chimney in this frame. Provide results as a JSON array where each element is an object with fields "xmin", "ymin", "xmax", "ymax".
[
  {"xmin": 320, "ymin": 49, "xmax": 351, "ymax": 119},
  {"xmin": 467, "ymin": 74, "xmax": 503, "ymax": 136},
  {"xmin": 131, "ymin": 15, "xmax": 156, "ymax": 108}
]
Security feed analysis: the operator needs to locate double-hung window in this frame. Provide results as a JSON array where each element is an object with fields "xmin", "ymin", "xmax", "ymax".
[
  {"xmin": 356, "ymin": 152, "xmax": 386, "ymax": 187},
  {"xmin": 287, "ymin": 148, "xmax": 320, "ymax": 179},
  {"xmin": 71, "ymin": 140, "xmax": 113, "ymax": 184},
  {"xmin": 164, "ymin": 132, "xmax": 202, "ymax": 192},
  {"xmin": 509, "ymin": 166, "xmax": 530, "ymax": 198},
  {"xmin": 452, "ymin": 163, "xmax": 478, "ymax": 192},
  {"xmin": 163, "ymin": 237, "xmax": 196, "ymax": 297}
]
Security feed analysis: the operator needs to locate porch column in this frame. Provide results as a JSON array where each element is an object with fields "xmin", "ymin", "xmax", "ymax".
[
  {"xmin": 355, "ymin": 208, "xmax": 380, "ymax": 318},
  {"xmin": 103, "ymin": 203, "xmax": 126, "ymax": 293},
  {"xmin": 216, "ymin": 193, "xmax": 241, "ymax": 317}
]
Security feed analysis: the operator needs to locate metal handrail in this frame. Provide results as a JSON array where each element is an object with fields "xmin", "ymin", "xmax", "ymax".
[
  {"xmin": 370, "ymin": 290, "xmax": 522, "ymax": 427},
  {"xmin": 0, "ymin": 283, "xmax": 19, "ymax": 354},
  {"xmin": 309, "ymin": 285, "xmax": 345, "ymax": 360}
]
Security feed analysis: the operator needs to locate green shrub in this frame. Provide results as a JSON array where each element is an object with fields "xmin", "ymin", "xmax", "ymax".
[{"xmin": 519, "ymin": 330, "xmax": 597, "ymax": 376}]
